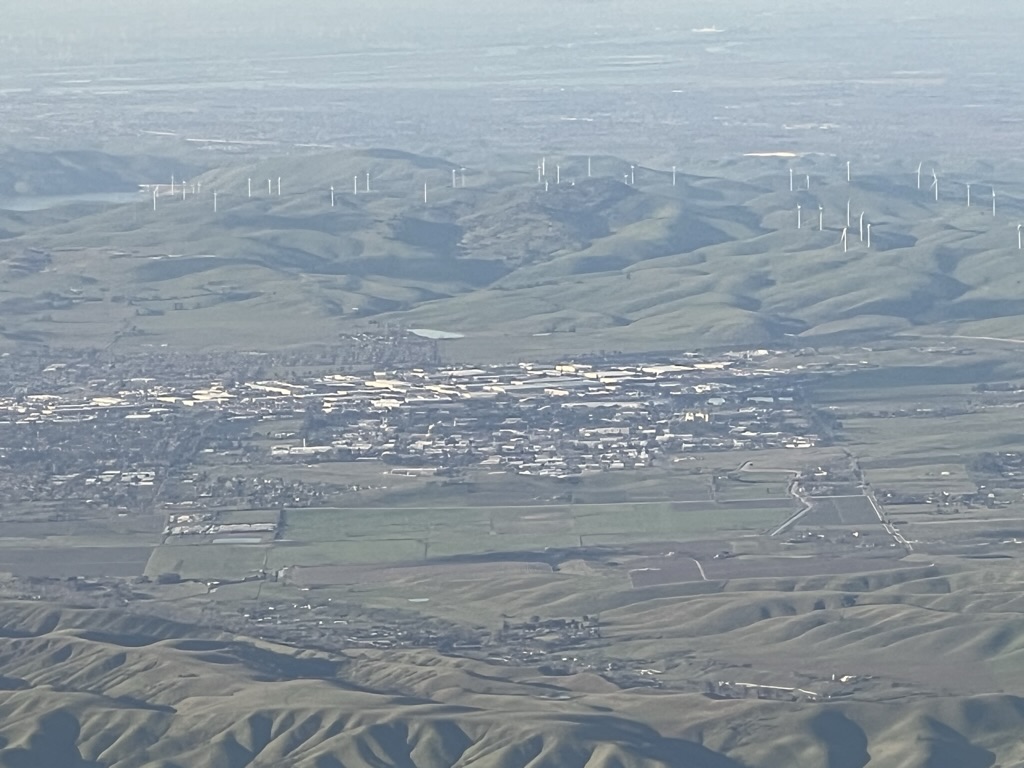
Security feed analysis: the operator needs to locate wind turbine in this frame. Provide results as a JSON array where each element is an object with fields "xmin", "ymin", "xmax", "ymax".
[
  {"xmin": 587, "ymin": 156, "xmax": 592, "ymax": 177},
  {"xmin": 797, "ymin": 204, "xmax": 802, "ymax": 229},
  {"xmin": 1018, "ymin": 223, "xmax": 1022, "ymax": 250},
  {"xmin": 846, "ymin": 199, "xmax": 851, "ymax": 228},
  {"xmin": 247, "ymin": 178, "xmax": 251, "ymax": 198},
  {"xmin": 672, "ymin": 165, "xmax": 677, "ymax": 187},
  {"xmin": 537, "ymin": 164, "xmax": 543, "ymax": 184},
  {"xmin": 452, "ymin": 168, "xmax": 457, "ymax": 189},
  {"xmin": 818, "ymin": 205, "xmax": 824, "ymax": 232},
  {"xmin": 866, "ymin": 223, "xmax": 872, "ymax": 249},
  {"xmin": 859, "ymin": 211, "xmax": 865, "ymax": 242},
  {"xmin": 805, "ymin": 174, "xmax": 811, "ymax": 190},
  {"xmin": 930, "ymin": 170, "xmax": 938, "ymax": 202},
  {"xmin": 423, "ymin": 183, "xmax": 428, "ymax": 204},
  {"xmin": 330, "ymin": 186, "xmax": 335, "ymax": 207},
  {"xmin": 365, "ymin": 172, "xmax": 370, "ymax": 193},
  {"xmin": 846, "ymin": 160, "xmax": 851, "ymax": 183},
  {"xmin": 152, "ymin": 187, "xmax": 157, "ymax": 212},
  {"xmin": 992, "ymin": 188, "xmax": 996, "ymax": 217},
  {"xmin": 213, "ymin": 191, "xmax": 218, "ymax": 212},
  {"xmin": 630, "ymin": 165, "xmax": 635, "ymax": 185},
  {"xmin": 967, "ymin": 183, "xmax": 971, "ymax": 208},
  {"xmin": 541, "ymin": 157, "xmax": 546, "ymax": 177},
  {"xmin": 789, "ymin": 168, "xmax": 794, "ymax": 192},
  {"xmin": 277, "ymin": 177, "xmax": 281, "ymax": 196},
  {"xmin": 556, "ymin": 165, "xmax": 561, "ymax": 185},
  {"xmin": 267, "ymin": 178, "xmax": 272, "ymax": 195},
  {"xmin": 353, "ymin": 175, "xmax": 358, "ymax": 195},
  {"xmin": 840, "ymin": 227, "xmax": 848, "ymax": 253},
  {"xmin": 916, "ymin": 162, "xmax": 922, "ymax": 190},
  {"xmin": 460, "ymin": 167, "xmax": 466, "ymax": 187}
]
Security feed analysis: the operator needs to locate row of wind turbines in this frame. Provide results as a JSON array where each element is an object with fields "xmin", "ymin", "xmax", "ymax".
[
  {"xmin": 789, "ymin": 161, "xmax": 1024, "ymax": 253},
  {"xmin": 147, "ymin": 164, "xmax": 479, "ymax": 211},
  {"xmin": 144, "ymin": 154, "xmax": 680, "ymax": 214},
  {"xmin": 145, "ymin": 155, "xmax": 1024, "ymax": 253},
  {"xmin": 917, "ymin": 161, "xmax": 999, "ymax": 216},
  {"xmin": 791, "ymin": 162, "xmax": 869, "ymax": 253}
]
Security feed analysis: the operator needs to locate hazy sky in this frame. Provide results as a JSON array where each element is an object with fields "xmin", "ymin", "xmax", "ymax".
[
  {"xmin": 3, "ymin": 0, "xmax": 1020, "ymax": 161},
  {"xmin": 4, "ymin": 0, "xmax": 1016, "ymax": 69}
]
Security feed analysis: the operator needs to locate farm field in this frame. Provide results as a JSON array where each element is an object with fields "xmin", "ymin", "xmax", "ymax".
[
  {"xmin": 136, "ymin": 498, "xmax": 799, "ymax": 581},
  {"xmin": 798, "ymin": 495, "xmax": 880, "ymax": 527}
]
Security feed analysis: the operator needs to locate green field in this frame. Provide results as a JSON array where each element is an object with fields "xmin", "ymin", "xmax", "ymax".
[
  {"xmin": 140, "ymin": 499, "xmax": 796, "ymax": 579},
  {"xmin": 144, "ymin": 543, "xmax": 269, "ymax": 580}
]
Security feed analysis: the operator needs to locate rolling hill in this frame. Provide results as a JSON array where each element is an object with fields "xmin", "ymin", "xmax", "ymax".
[
  {"xmin": 1, "ymin": 147, "xmax": 1024, "ymax": 355},
  {"xmin": 2, "ymin": 562, "xmax": 1024, "ymax": 766}
]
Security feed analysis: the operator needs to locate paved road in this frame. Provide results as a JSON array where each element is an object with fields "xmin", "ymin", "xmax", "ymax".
[
  {"xmin": 866, "ymin": 492, "xmax": 913, "ymax": 552},
  {"xmin": 691, "ymin": 557, "xmax": 708, "ymax": 581}
]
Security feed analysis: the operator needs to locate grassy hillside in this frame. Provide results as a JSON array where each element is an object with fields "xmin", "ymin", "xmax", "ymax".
[
  {"xmin": 2, "ymin": 563, "xmax": 1024, "ymax": 766},
  {"xmin": 2, "ymin": 148, "xmax": 1024, "ymax": 354}
]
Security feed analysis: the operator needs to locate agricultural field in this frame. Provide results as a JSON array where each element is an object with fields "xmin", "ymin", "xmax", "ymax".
[
  {"xmin": 797, "ymin": 496, "xmax": 880, "ymax": 528},
  {"xmin": 137, "ymin": 495, "xmax": 799, "ymax": 582}
]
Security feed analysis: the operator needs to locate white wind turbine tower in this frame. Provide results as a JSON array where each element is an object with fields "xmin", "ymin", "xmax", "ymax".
[
  {"xmin": 537, "ymin": 163, "xmax": 543, "ymax": 184},
  {"xmin": 365, "ymin": 172, "xmax": 370, "ymax": 193},
  {"xmin": 930, "ymin": 170, "xmax": 938, "ymax": 202},
  {"xmin": 866, "ymin": 222, "xmax": 872, "ymax": 248},
  {"xmin": 846, "ymin": 199, "xmax": 851, "ymax": 228},
  {"xmin": 267, "ymin": 178, "xmax": 272, "ymax": 195},
  {"xmin": 672, "ymin": 166, "xmax": 677, "ymax": 187},
  {"xmin": 423, "ymin": 183, "xmax": 428, "ymax": 204},
  {"xmin": 846, "ymin": 160, "xmax": 851, "ymax": 183},
  {"xmin": 966, "ymin": 183, "xmax": 971, "ymax": 208},
  {"xmin": 992, "ymin": 188, "xmax": 996, "ymax": 217},
  {"xmin": 859, "ymin": 211, "xmax": 865, "ymax": 242},
  {"xmin": 818, "ymin": 205, "xmax": 824, "ymax": 232},
  {"xmin": 797, "ymin": 204, "xmax": 802, "ymax": 229},
  {"xmin": 213, "ymin": 191, "xmax": 218, "ymax": 212},
  {"xmin": 247, "ymin": 178, "xmax": 252, "ymax": 198},
  {"xmin": 587, "ymin": 156, "xmax": 592, "ymax": 177},
  {"xmin": 789, "ymin": 168, "xmax": 794, "ymax": 192},
  {"xmin": 353, "ymin": 175, "xmax": 358, "ymax": 195},
  {"xmin": 840, "ymin": 227, "xmax": 848, "ymax": 253},
  {"xmin": 556, "ymin": 165, "xmax": 561, "ymax": 185},
  {"xmin": 152, "ymin": 187, "xmax": 157, "ymax": 211},
  {"xmin": 452, "ymin": 168, "xmax": 457, "ymax": 189},
  {"xmin": 805, "ymin": 174, "xmax": 810, "ymax": 190},
  {"xmin": 330, "ymin": 186, "xmax": 335, "ymax": 207},
  {"xmin": 916, "ymin": 162, "xmax": 922, "ymax": 190},
  {"xmin": 460, "ymin": 167, "xmax": 466, "ymax": 187},
  {"xmin": 1018, "ymin": 223, "xmax": 1022, "ymax": 250},
  {"xmin": 630, "ymin": 165, "xmax": 635, "ymax": 185}
]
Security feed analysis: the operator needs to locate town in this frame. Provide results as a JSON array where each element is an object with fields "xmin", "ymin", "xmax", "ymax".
[{"xmin": 0, "ymin": 339, "xmax": 844, "ymax": 518}]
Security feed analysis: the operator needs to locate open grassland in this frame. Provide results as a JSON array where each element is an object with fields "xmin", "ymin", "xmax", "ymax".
[
  {"xmin": 7, "ymin": 149, "xmax": 1024, "ymax": 355},
  {"xmin": 144, "ymin": 543, "xmax": 268, "ymax": 581},
  {"xmin": 137, "ymin": 497, "xmax": 797, "ymax": 581},
  {"xmin": 276, "ymin": 501, "xmax": 794, "ymax": 567},
  {"xmin": 4, "ymin": 561, "xmax": 1024, "ymax": 765}
]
